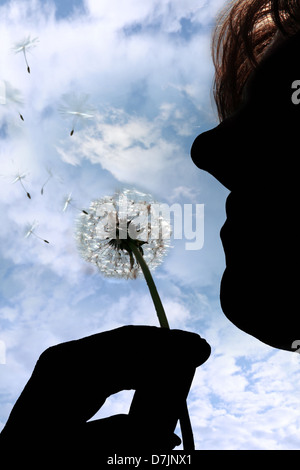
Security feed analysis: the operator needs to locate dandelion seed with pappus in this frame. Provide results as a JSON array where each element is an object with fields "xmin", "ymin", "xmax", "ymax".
[
  {"xmin": 59, "ymin": 92, "xmax": 94, "ymax": 136},
  {"xmin": 75, "ymin": 188, "xmax": 196, "ymax": 449},
  {"xmin": 40, "ymin": 168, "xmax": 53, "ymax": 195},
  {"xmin": 12, "ymin": 172, "xmax": 31, "ymax": 199},
  {"xmin": 62, "ymin": 193, "xmax": 88, "ymax": 215},
  {"xmin": 0, "ymin": 81, "xmax": 25, "ymax": 121},
  {"xmin": 12, "ymin": 35, "xmax": 39, "ymax": 73},
  {"xmin": 25, "ymin": 222, "xmax": 49, "ymax": 244},
  {"xmin": 40, "ymin": 166, "xmax": 63, "ymax": 195}
]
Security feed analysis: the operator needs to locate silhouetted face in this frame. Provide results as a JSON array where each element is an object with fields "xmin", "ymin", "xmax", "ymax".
[{"xmin": 191, "ymin": 30, "xmax": 300, "ymax": 351}]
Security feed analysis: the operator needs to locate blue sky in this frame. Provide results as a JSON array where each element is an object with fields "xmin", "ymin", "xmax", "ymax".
[{"xmin": 0, "ymin": 0, "xmax": 300, "ymax": 450}]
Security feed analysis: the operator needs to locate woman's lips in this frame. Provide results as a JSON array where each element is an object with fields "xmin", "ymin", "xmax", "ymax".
[{"xmin": 219, "ymin": 192, "xmax": 242, "ymax": 267}]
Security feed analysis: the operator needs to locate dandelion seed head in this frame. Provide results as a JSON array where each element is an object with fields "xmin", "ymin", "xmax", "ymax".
[
  {"xmin": 10, "ymin": 171, "xmax": 31, "ymax": 199},
  {"xmin": 76, "ymin": 189, "xmax": 171, "ymax": 280}
]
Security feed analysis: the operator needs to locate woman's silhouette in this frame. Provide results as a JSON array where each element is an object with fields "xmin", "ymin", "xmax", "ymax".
[{"xmin": 192, "ymin": 0, "xmax": 300, "ymax": 351}]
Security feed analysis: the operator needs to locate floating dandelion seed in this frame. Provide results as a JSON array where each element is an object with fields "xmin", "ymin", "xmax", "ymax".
[
  {"xmin": 12, "ymin": 35, "xmax": 39, "ymax": 73},
  {"xmin": 62, "ymin": 193, "xmax": 88, "ymax": 214},
  {"xmin": 41, "ymin": 168, "xmax": 53, "ymax": 195},
  {"xmin": 59, "ymin": 92, "xmax": 94, "ymax": 136},
  {"xmin": 40, "ymin": 166, "xmax": 63, "ymax": 195},
  {"xmin": 76, "ymin": 188, "xmax": 196, "ymax": 449},
  {"xmin": 12, "ymin": 172, "xmax": 31, "ymax": 199},
  {"xmin": 0, "ymin": 81, "xmax": 25, "ymax": 121},
  {"xmin": 25, "ymin": 222, "xmax": 49, "ymax": 244},
  {"xmin": 62, "ymin": 193, "xmax": 72, "ymax": 212}
]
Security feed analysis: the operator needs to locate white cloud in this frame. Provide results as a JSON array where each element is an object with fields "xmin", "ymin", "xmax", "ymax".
[
  {"xmin": 186, "ymin": 347, "xmax": 300, "ymax": 449},
  {"xmin": 84, "ymin": 0, "xmax": 210, "ymax": 33},
  {"xmin": 55, "ymin": 109, "xmax": 187, "ymax": 193}
]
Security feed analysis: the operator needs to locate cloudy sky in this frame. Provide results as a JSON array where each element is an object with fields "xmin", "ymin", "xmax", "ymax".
[{"xmin": 0, "ymin": 0, "xmax": 300, "ymax": 450}]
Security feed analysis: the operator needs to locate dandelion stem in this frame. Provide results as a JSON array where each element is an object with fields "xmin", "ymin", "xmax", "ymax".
[
  {"xmin": 127, "ymin": 240, "xmax": 169, "ymax": 328},
  {"xmin": 126, "ymin": 239, "xmax": 195, "ymax": 450},
  {"xmin": 179, "ymin": 401, "xmax": 195, "ymax": 451}
]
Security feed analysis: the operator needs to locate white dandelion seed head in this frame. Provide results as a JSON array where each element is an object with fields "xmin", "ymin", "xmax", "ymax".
[{"xmin": 76, "ymin": 189, "xmax": 171, "ymax": 280}]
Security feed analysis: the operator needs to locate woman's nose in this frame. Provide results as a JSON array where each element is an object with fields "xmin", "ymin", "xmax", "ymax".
[
  {"xmin": 190, "ymin": 96, "xmax": 268, "ymax": 192},
  {"xmin": 191, "ymin": 127, "xmax": 229, "ymax": 189},
  {"xmin": 190, "ymin": 112, "xmax": 246, "ymax": 191}
]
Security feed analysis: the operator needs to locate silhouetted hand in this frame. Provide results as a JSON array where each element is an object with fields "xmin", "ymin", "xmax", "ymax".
[{"xmin": 0, "ymin": 325, "xmax": 211, "ymax": 449}]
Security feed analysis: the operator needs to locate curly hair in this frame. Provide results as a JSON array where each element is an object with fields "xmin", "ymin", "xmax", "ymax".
[{"xmin": 212, "ymin": 0, "xmax": 300, "ymax": 121}]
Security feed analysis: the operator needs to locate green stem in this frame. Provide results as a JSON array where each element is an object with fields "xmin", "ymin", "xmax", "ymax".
[
  {"xmin": 126, "ymin": 240, "xmax": 195, "ymax": 450},
  {"xmin": 127, "ymin": 240, "xmax": 170, "ymax": 329}
]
